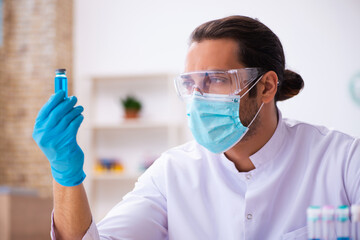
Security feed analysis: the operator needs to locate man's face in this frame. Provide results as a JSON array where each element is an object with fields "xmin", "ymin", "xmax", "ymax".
[{"xmin": 185, "ymin": 39, "xmax": 261, "ymax": 140}]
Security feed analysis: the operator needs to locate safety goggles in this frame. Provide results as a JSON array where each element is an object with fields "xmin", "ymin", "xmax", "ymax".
[{"xmin": 174, "ymin": 68, "xmax": 264, "ymax": 99}]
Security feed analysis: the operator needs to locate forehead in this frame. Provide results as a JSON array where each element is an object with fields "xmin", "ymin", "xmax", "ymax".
[{"xmin": 185, "ymin": 39, "xmax": 245, "ymax": 72}]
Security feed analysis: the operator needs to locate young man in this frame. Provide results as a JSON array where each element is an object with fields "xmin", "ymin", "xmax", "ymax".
[{"xmin": 33, "ymin": 15, "xmax": 360, "ymax": 239}]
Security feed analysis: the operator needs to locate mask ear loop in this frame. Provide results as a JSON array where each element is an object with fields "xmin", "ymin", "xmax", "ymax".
[
  {"xmin": 238, "ymin": 74, "xmax": 264, "ymax": 128},
  {"xmin": 247, "ymin": 102, "xmax": 264, "ymax": 128},
  {"xmin": 239, "ymin": 75, "xmax": 264, "ymax": 99}
]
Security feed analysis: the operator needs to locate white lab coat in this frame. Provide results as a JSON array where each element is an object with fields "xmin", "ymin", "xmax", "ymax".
[{"xmin": 51, "ymin": 111, "xmax": 360, "ymax": 240}]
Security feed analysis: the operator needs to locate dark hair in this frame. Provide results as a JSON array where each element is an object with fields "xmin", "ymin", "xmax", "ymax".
[{"xmin": 190, "ymin": 15, "xmax": 304, "ymax": 102}]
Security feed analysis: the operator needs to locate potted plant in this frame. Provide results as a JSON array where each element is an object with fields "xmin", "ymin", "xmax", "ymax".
[{"xmin": 121, "ymin": 95, "xmax": 142, "ymax": 119}]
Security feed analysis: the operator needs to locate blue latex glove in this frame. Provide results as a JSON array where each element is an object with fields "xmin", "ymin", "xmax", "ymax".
[{"xmin": 33, "ymin": 90, "xmax": 86, "ymax": 186}]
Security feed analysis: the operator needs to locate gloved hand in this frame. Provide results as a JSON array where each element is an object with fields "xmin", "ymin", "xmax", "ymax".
[{"xmin": 33, "ymin": 90, "xmax": 86, "ymax": 187}]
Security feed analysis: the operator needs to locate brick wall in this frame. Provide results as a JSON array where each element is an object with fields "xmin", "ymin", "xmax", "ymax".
[{"xmin": 0, "ymin": 0, "xmax": 73, "ymax": 197}]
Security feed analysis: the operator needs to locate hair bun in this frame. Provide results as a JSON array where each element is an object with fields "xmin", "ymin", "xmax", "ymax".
[{"xmin": 276, "ymin": 69, "xmax": 304, "ymax": 101}]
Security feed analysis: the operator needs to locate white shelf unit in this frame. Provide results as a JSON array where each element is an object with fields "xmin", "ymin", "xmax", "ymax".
[{"xmin": 85, "ymin": 73, "xmax": 188, "ymax": 222}]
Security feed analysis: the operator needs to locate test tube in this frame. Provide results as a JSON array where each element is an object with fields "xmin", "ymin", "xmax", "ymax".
[
  {"xmin": 322, "ymin": 205, "xmax": 336, "ymax": 240},
  {"xmin": 351, "ymin": 205, "xmax": 360, "ymax": 240},
  {"xmin": 55, "ymin": 68, "xmax": 68, "ymax": 98},
  {"xmin": 307, "ymin": 206, "xmax": 322, "ymax": 240},
  {"xmin": 335, "ymin": 205, "xmax": 350, "ymax": 240}
]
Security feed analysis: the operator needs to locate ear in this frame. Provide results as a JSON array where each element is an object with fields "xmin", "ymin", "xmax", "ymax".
[{"xmin": 258, "ymin": 71, "xmax": 278, "ymax": 103}]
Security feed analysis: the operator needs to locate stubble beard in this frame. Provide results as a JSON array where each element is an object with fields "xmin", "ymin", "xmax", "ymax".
[{"xmin": 238, "ymin": 97, "xmax": 261, "ymax": 142}]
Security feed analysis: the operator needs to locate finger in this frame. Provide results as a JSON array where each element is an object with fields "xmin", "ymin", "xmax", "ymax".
[
  {"xmin": 36, "ymin": 91, "xmax": 66, "ymax": 121},
  {"xmin": 56, "ymin": 106, "xmax": 84, "ymax": 131},
  {"xmin": 46, "ymin": 96, "xmax": 78, "ymax": 128},
  {"xmin": 68, "ymin": 114, "xmax": 84, "ymax": 135}
]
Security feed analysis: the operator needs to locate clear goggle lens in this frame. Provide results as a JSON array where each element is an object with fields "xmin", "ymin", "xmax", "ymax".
[{"xmin": 174, "ymin": 68, "xmax": 263, "ymax": 98}]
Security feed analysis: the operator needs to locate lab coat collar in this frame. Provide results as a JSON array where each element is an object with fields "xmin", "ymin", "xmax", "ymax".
[
  {"xmin": 248, "ymin": 109, "xmax": 286, "ymax": 169},
  {"xmin": 219, "ymin": 108, "xmax": 286, "ymax": 174}
]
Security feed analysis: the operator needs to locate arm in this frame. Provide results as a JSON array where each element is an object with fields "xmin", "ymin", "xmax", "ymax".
[
  {"xmin": 53, "ymin": 181, "xmax": 92, "ymax": 239},
  {"xmin": 33, "ymin": 91, "xmax": 92, "ymax": 239}
]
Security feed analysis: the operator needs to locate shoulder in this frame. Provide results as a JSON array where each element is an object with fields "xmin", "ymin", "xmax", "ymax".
[
  {"xmin": 138, "ymin": 141, "xmax": 214, "ymax": 193},
  {"xmin": 282, "ymin": 117, "xmax": 358, "ymax": 146},
  {"xmin": 280, "ymin": 117, "xmax": 360, "ymax": 203},
  {"xmin": 144, "ymin": 140, "xmax": 219, "ymax": 182},
  {"xmin": 145, "ymin": 141, "xmax": 207, "ymax": 169},
  {"xmin": 164, "ymin": 140, "xmax": 203, "ymax": 157},
  {"xmin": 159, "ymin": 140, "xmax": 209, "ymax": 167},
  {"xmin": 281, "ymin": 117, "xmax": 360, "ymax": 169},
  {"xmin": 136, "ymin": 141, "xmax": 204, "ymax": 187}
]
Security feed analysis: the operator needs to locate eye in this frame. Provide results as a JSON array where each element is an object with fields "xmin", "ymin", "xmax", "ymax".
[
  {"xmin": 182, "ymin": 79, "xmax": 195, "ymax": 89},
  {"xmin": 210, "ymin": 76, "xmax": 228, "ymax": 84}
]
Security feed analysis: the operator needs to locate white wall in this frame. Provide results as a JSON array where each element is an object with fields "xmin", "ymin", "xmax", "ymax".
[{"xmin": 74, "ymin": 0, "xmax": 360, "ymax": 136}]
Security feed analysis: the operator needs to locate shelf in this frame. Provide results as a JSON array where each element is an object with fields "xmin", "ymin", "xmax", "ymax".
[
  {"xmin": 91, "ymin": 119, "xmax": 179, "ymax": 130},
  {"xmin": 85, "ymin": 73, "xmax": 185, "ymax": 222},
  {"xmin": 92, "ymin": 172, "xmax": 142, "ymax": 180}
]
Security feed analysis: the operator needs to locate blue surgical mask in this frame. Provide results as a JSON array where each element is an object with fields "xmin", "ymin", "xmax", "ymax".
[{"xmin": 186, "ymin": 80, "xmax": 263, "ymax": 154}]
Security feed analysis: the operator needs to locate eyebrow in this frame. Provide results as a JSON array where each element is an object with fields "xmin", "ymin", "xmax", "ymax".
[
  {"xmin": 181, "ymin": 75, "xmax": 193, "ymax": 80},
  {"xmin": 208, "ymin": 69, "xmax": 227, "ymax": 71},
  {"xmin": 183, "ymin": 69, "xmax": 227, "ymax": 76}
]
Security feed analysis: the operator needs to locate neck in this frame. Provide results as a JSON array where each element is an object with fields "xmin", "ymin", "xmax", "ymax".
[{"xmin": 224, "ymin": 104, "xmax": 278, "ymax": 172}]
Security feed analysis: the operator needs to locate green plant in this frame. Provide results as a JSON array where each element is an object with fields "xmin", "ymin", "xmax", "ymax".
[{"xmin": 121, "ymin": 95, "xmax": 142, "ymax": 111}]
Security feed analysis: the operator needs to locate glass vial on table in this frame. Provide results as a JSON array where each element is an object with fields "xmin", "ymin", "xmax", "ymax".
[
  {"xmin": 322, "ymin": 205, "xmax": 336, "ymax": 240},
  {"xmin": 307, "ymin": 206, "xmax": 322, "ymax": 240},
  {"xmin": 352, "ymin": 205, "xmax": 360, "ymax": 240},
  {"xmin": 335, "ymin": 205, "xmax": 350, "ymax": 240}
]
